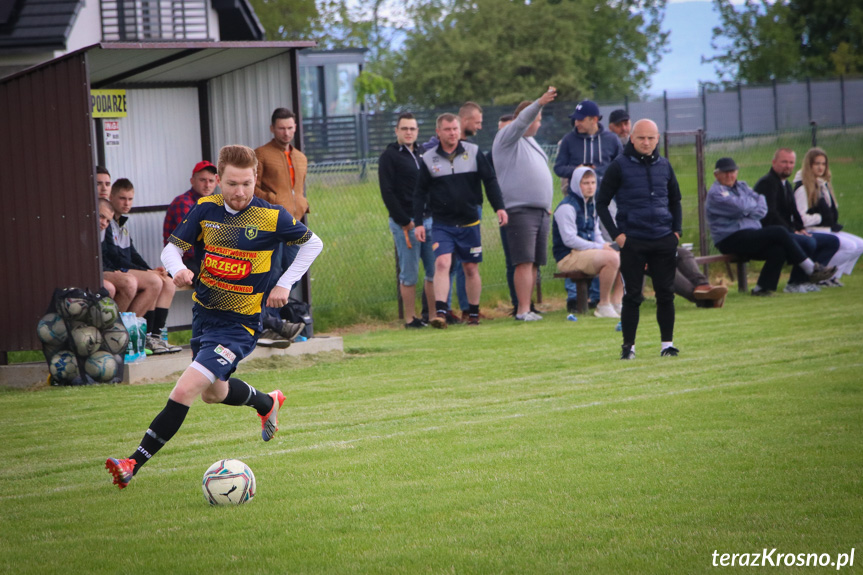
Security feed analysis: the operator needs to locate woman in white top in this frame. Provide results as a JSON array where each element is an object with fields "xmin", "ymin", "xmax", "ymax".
[{"xmin": 792, "ymin": 147, "xmax": 863, "ymax": 286}]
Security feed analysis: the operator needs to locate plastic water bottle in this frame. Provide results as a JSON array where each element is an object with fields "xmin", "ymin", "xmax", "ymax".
[
  {"xmin": 566, "ymin": 314, "xmax": 578, "ymax": 322},
  {"xmin": 615, "ymin": 321, "xmax": 622, "ymax": 332},
  {"xmin": 160, "ymin": 327, "xmax": 169, "ymax": 344}
]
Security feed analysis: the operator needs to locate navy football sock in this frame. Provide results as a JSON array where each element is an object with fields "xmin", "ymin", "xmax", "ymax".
[
  {"xmin": 130, "ymin": 399, "xmax": 189, "ymax": 474},
  {"xmin": 222, "ymin": 377, "xmax": 273, "ymax": 417}
]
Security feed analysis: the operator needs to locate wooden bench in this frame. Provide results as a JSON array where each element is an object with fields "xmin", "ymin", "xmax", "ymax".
[
  {"xmin": 693, "ymin": 254, "xmax": 749, "ymax": 293},
  {"xmin": 553, "ymin": 271, "xmax": 596, "ymax": 314}
]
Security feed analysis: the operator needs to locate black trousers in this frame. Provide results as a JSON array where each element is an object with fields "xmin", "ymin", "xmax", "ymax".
[
  {"xmin": 620, "ymin": 233, "xmax": 678, "ymax": 346},
  {"xmin": 715, "ymin": 226, "xmax": 806, "ymax": 291}
]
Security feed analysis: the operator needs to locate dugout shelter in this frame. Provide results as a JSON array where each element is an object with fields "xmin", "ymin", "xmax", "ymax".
[{"xmin": 0, "ymin": 41, "xmax": 316, "ymax": 360}]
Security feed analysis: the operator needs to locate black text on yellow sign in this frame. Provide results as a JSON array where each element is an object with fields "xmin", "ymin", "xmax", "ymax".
[{"xmin": 91, "ymin": 90, "xmax": 127, "ymax": 118}]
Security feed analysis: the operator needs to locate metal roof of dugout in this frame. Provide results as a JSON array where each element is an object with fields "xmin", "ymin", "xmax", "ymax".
[{"xmin": 0, "ymin": 41, "xmax": 315, "ymax": 358}]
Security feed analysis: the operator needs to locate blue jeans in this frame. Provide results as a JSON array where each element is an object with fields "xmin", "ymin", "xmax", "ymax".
[
  {"xmin": 566, "ymin": 277, "xmax": 600, "ymax": 304},
  {"xmin": 389, "ymin": 217, "xmax": 435, "ymax": 286},
  {"xmin": 789, "ymin": 232, "xmax": 840, "ymax": 284}
]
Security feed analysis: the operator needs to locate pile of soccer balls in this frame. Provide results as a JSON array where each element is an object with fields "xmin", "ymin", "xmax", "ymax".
[{"xmin": 37, "ymin": 287, "xmax": 128, "ymax": 385}]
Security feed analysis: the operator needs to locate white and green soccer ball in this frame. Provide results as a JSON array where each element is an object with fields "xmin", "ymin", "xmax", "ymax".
[
  {"xmin": 91, "ymin": 297, "xmax": 120, "ymax": 329},
  {"xmin": 37, "ymin": 313, "xmax": 68, "ymax": 345},
  {"xmin": 101, "ymin": 323, "xmax": 130, "ymax": 355},
  {"xmin": 84, "ymin": 350, "xmax": 119, "ymax": 382},
  {"xmin": 202, "ymin": 459, "xmax": 256, "ymax": 506},
  {"xmin": 71, "ymin": 325, "xmax": 103, "ymax": 357}
]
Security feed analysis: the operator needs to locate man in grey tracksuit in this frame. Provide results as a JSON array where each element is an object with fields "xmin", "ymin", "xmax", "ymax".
[{"xmin": 492, "ymin": 86, "xmax": 558, "ymax": 321}]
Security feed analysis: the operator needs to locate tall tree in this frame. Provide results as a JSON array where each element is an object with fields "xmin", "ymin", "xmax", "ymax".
[
  {"xmin": 707, "ymin": 0, "xmax": 863, "ymax": 84},
  {"xmin": 389, "ymin": 0, "xmax": 668, "ymax": 107},
  {"xmin": 248, "ymin": 0, "xmax": 321, "ymax": 40}
]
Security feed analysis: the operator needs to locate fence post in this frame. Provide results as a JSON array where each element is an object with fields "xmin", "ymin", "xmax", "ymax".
[
  {"xmin": 701, "ymin": 83, "xmax": 707, "ymax": 132},
  {"xmin": 695, "ymin": 130, "xmax": 709, "ymax": 268},
  {"xmin": 663, "ymin": 90, "xmax": 669, "ymax": 132},
  {"xmin": 840, "ymin": 75, "xmax": 846, "ymax": 128},
  {"xmin": 737, "ymin": 82, "xmax": 743, "ymax": 136},
  {"xmin": 772, "ymin": 78, "xmax": 779, "ymax": 132},
  {"xmin": 624, "ymin": 94, "xmax": 629, "ymax": 113},
  {"xmin": 810, "ymin": 121, "xmax": 817, "ymax": 148},
  {"xmin": 806, "ymin": 76, "xmax": 812, "ymax": 124},
  {"xmin": 394, "ymin": 244, "xmax": 404, "ymax": 320}
]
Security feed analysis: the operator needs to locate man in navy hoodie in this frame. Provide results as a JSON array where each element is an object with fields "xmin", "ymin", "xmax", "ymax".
[
  {"xmin": 596, "ymin": 119, "xmax": 681, "ymax": 360},
  {"xmin": 554, "ymin": 100, "xmax": 623, "ymax": 312}
]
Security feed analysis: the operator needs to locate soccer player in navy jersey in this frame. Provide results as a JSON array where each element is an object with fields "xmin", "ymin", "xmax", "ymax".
[{"xmin": 106, "ymin": 145, "xmax": 323, "ymax": 489}]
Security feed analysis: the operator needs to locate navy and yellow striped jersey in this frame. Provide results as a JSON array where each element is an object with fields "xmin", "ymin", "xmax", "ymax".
[{"xmin": 169, "ymin": 194, "xmax": 311, "ymax": 328}]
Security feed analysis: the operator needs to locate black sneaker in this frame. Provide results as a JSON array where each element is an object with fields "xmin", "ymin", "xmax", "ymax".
[
  {"xmin": 277, "ymin": 320, "xmax": 305, "ymax": 341},
  {"xmin": 620, "ymin": 345, "xmax": 635, "ymax": 360},
  {"xmin": 808, "ymin": 263, "xmax": 837, "ymax": 284},
  {"xmin": 258, "ymin": 329, "xmax": 291, "ymax": 348},
  {"xmin": 405, "ymin": 317, "xmax": 426, "ymax": 329},
  {"xmin": 750, "ymin": 286, "xmax": 774, "ymax": 297},
  {"xmin": 660, "ymin": 346, "xmax": 680, "ymax": 357}
]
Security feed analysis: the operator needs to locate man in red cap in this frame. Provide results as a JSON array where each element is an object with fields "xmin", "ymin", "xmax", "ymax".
[{"xmin": 162, "ymin": 161, "xmax": 219, "ymax": 281}]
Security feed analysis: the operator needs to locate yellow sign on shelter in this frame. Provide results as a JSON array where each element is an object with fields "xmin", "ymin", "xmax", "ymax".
[{"xmin": 91, "ymin": 90, "xmax": 128, "ymax": 118}]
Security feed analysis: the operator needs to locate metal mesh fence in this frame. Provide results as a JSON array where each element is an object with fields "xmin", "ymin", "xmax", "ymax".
[
  {"xmin": 302, "ymin": 77, "xmax": 863, "ymax": 164},
  {"xmin": 306, "ymin": 126, "xmax": 863, "ymax": 330}
]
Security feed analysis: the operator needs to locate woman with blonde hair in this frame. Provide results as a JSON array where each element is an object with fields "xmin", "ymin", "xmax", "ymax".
[{"xmin": 793, "ymin": 147, "xmax": 863, "ymax": 285}]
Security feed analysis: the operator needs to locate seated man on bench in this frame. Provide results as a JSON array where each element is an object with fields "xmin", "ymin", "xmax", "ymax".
[
  {"xmin": 705, "ymin": 157, "xmax": 836, "ymax": 296},
  {"xmin": 552, "ymin": 167, "xmax": 622, "ymax": 318}
]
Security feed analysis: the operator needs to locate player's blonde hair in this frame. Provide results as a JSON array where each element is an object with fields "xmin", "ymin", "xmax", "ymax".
[{"xmin": 217, "ymin": 145, "xmax": 258, "ymax": 177}]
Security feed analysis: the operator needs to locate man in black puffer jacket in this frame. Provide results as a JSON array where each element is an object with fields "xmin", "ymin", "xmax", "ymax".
[{"xmin": 596, "ymin": 119, "xmax": 683, "ymax": 360}]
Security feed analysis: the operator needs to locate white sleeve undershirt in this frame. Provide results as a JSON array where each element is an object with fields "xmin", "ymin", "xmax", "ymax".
[
  {"xmin": 161, "ymin": 243, "xmax": 187, "ymax": 277},
  {"xmin": 276, "ymin": 232, "xmax": 323, "ymax": 290}
]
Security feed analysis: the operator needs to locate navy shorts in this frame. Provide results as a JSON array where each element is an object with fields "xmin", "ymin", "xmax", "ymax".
[
  {"xmin": 190, "ymin": 311, "xmax": 258, "ymax": 382},
  {"xmin": 432, "ymin": 223, "xmax": 483, "ymax": 263}
]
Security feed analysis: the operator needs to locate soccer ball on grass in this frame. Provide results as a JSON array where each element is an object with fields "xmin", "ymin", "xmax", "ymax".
[{"xmin": 202, "ymin": 459, "xmax": 256, "ymax": 506}]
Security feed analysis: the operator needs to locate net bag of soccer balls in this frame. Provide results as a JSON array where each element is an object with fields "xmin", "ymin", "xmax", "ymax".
[{"xmin": 36, "ymin": 287, "xmax": 128, "ymax": 386}]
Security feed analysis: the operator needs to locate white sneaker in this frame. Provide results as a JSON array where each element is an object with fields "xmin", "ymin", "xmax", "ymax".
[
  {"xmin": 515, "ymin": 311, "xmax": 543, "ymax": 321},
  {"xmin": 612, "ymin": 303, "xmax": 622, "ymax": 315},
  {"xmin": 594, "ymin": 304, "xmax": 620, "ymax": 319}
]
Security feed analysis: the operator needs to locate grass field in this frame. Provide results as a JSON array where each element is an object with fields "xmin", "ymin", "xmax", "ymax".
[{"xmin": 2, "ymin": 272, "xmax": 862, "ymax": 573}]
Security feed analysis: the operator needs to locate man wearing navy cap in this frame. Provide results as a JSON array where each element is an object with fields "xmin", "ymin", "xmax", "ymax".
[
  {"xmin": 163, "ymin": 160, "xmax": 219, "ymax": 280},
  {"xmin": 555, "ymin": 100, "xmax": 624, "ymax": 312}
]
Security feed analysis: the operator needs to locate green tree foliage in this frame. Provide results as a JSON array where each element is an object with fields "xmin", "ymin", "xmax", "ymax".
[
  {"xmin": 354, "ymin": 71, "xmax": 396, "ymax": 111},
  {"xmin": 707, "ymin": 0, "xmax": 863, "ymax": 85},
  {"xmin": 390, "ymin": 0, "xmax": 668, "ymax": 107},
  {"xmin": 248, "ymin": 0, "xmax": 321, "ymax": 40}
]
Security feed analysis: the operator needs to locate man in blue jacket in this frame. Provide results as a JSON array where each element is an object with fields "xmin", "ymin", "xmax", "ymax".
[{"xmin": 596, "ymin": 119, "xmax": 681, "ymax": 360}]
